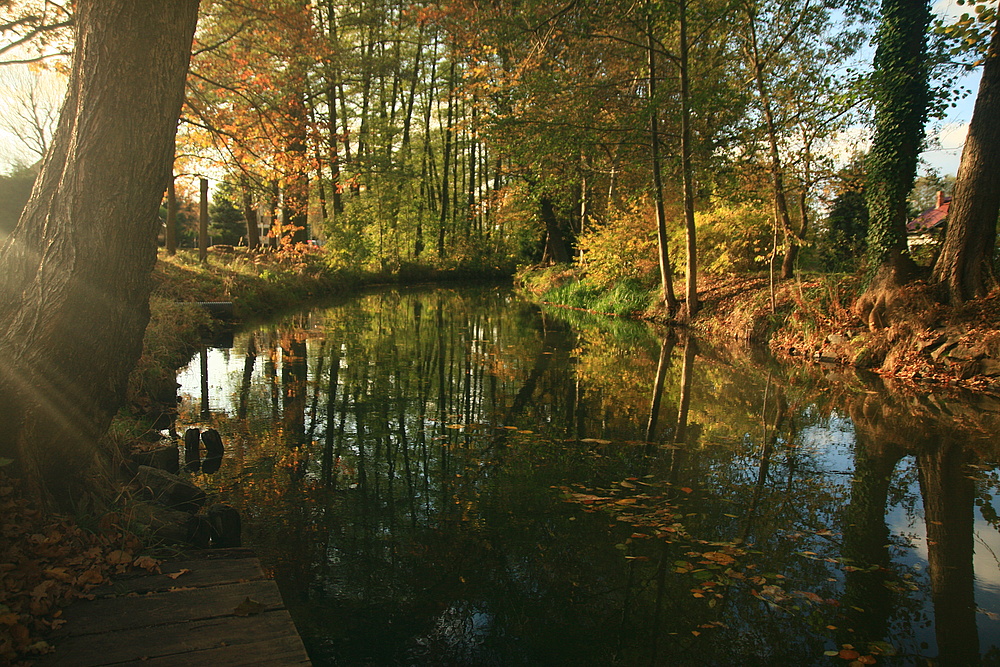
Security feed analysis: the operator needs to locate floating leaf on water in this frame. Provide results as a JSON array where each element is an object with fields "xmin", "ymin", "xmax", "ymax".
[
  {"xmin": 680, "ymin": 487, "xmax": 693, "ymax": 494},
  {"xmin": 580, "ymin": 438, "xmax": 612, "ymax": 445},
  {"xmin": 867, "ymin": 641, "xmax": 897, "ymax": 656},
  {"xmin": 166, "ymin": 568, "xmax": 191, "ymax": 580}
]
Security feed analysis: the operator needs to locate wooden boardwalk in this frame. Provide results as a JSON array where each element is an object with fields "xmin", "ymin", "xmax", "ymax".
[{"xmin": 35, "ymin": 549, "xmax": 311, "ymax": 666}]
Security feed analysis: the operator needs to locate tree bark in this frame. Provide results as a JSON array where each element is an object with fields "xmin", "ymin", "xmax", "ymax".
[
  {"xmin": 678, "ymin": 0, "xmax": 699, "ymax": 317},
  {"xmin": 0, "ymin": 0, "xmax": 200, "ymax": 505},
  {"xmin": 931, "ymin": 18, "xmax": 1000, "ymax": 303},
  {"xmin": 864, "ymin": 0, "xmax": 929, "ymax": 286},
  {"xmin": 166, "ymin": 176, "xmax": 178, "ymax": 255},
  {"xmin": 647, "ymin": 11, "xmax": 678, "ymax": 313}
]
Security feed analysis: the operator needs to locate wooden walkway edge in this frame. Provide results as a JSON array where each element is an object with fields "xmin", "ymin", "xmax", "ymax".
[{"xmin": 34, "ymin": 549, "xmax": 311, "ymax": 666}]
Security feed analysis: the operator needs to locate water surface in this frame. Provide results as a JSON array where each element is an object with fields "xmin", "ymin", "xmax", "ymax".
[{"xmin": 177, "ymin": 285, "xmax": 1000, "ymax": 666}]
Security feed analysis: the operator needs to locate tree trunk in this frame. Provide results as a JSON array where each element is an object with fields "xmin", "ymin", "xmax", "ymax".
[
  {"xmin": 931, "ymin": 17, "xmax": 1000, "ymax": 303},
  {"xmin": 745, "ymin": 11, "xmax": 797, "ymax": 281},
  {"xmin": 437, "ymin": 61, "xmax": 456, "ymax": 257},
  {"xmin": 539, "ymin": 196, "xmax": 571, "ymax": 264},
  {"xmin": 240, "ymin": 176, "xmax": 260, "ymax": 248},
  {"xmin": 0, "ymin": 0, "xmax": 199, "ymax": 505},
  {"xmin": 864, "ymin": 0, "xmax": 929, "ymax": 286},
  {"xmin": 166, "ymin": 176, "xmax": 178, "ymax": 255},
  {"xmin": 678, "ymin": 0, "xmax": 699, "ymax": 317},
  {"xmin": 199, "ymin": 176, "xmax": 209, "ymax": 259},
  {"xmin": 647, "ymin": 11, "xmax": 678, "ymax": 313}
]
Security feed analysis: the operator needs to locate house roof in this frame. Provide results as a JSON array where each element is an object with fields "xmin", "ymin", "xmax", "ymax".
[{"xmin": 908, "ymin": 198, "xmax": 950, "ymax": 233}]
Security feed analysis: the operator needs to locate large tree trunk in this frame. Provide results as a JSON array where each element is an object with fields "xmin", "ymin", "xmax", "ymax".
[
  {"xmin": 0, "ymin": 0, "xmax": 200, "ymax": 505},
  {"xmin": 863, "ymin": 0, "xmax": 929, "ymax": 287},
  {"xmin": 931, "ymin": 18, "xmax": 1000, "ymax": 303}
]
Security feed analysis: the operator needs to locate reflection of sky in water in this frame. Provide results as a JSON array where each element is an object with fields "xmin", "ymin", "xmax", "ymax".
[
  {"xmin": 178, "ymin": 320, "xmax": 1000, "ymax": 660},
  {"xmin": 177, "ymin": 335, "xmax": 319, "ymax": 419}
]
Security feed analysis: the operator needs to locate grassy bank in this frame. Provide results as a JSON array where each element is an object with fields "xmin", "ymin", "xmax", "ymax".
[
  {"xmin": 129, "ymin": 246, "xmax": 513, "ymax": 420},
  {"xmin": 517, "ymin": 264, "xmax": 1000, "ymax": 391}
]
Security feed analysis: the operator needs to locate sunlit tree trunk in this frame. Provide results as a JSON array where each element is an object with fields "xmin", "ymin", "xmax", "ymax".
[
  {"xmin": 678, "ymin": 0, "xmax": 699, "ymax": 318},
  {"xmin": 931, "ymin": 17, "xmax": 1000, "ymax": 303},
  {"xmin": 0, "ymin": 0, "xmax": 200, "ymax": 505},
  {"xmin": 647, "ymin": 11, "xmax": 678, "ymax": 313},
  {"xmin": 166, "ymin": 175, "xmax": 178, "ymax": 255},
  {"xmin": 437, "ymin": 61, "xmax": 456, "ymax": 257}
]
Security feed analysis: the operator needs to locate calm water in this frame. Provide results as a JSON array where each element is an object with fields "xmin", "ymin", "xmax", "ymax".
[{"xmin": 177, "ymin": 285, "xmax": 1000, "ymax": 666}]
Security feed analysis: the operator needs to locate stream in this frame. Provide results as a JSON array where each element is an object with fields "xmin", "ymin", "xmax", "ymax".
[{"xmin": 176, "ymin": 284, "xmax": 1000, "ymax": 666}]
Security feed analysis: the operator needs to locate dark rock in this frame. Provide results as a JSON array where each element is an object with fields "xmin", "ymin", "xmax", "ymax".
[
  {"xmin": 207, "ymin": 503, "xmax": 242, "ymax": 548},
  {"xmin": 135, "ymin": 465, "xmax": 206, "ymax": 513},
  {"xmin": 914, "ymin": 333, "xmax": 946, "ymax": 354},
  {"xmin": 957, "ymin": 360, "xmax": 979, "ymax": 379},
  {"xmin": 130, "ymin": 444, "xmax": 179, "ymax": 475},
  {"xmin": 979, "ymin": 359, "xmax": 1000, "ymax": 377},
  {"xmin": 930, "ymin": 340, "xmax": 958, "ymax": 362},
  {"xmin": 201, "ymin": 428, "xmax": 225, "ymax": 474},
  {"xmin": 131, "ymin": 501, "xmax": 210, "ymax": 548},
  {"xmin": 184, "ymin": 427, "xmax": 201, "ymax": 473},
  {"xmin": 946, "ymin": 345, "xmax": 981, "ymax": 362}
]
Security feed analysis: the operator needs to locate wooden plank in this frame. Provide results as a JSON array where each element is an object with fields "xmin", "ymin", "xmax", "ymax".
[
  {"xmin": 53, "ymin": 580, "xmax": 285, "ymax": 637},
  {"xmin": 37, "ymin": 609, "xmax": 308, "ymax": 666},
  {"xmin": 102, "ymin": 558, "xmax": 265, "ymax": 595},
  {"xmin": 34, "ymin": 554, "xmax": 311, "ymax": 667},
  {"xmin": 118, "ymin": 635, "xmax": 312, "ymax": 666}
]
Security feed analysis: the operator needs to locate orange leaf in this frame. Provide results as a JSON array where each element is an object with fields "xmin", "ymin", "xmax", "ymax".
[
  {"xmin": 166, "ymin": 568, "xmax": 191, "ymax": 580},
  {"xmin": 680, "ymin": 487, "xmax": 693, "ymax": 494},
  {"xmin": 839, "ymin": 649, "xmax": 860, "ymax": 660}
]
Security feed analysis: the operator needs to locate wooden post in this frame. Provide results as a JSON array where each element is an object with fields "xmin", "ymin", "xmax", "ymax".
[{"xmin": 199, "ymin": 177, "xmax": 208, "ymax": 261}]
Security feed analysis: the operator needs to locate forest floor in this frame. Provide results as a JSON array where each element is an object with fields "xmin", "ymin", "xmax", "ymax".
[
  {"xmin": 517, "ymin": 264, "xmax": 1000, "ymax": 393},
  {"xmin": 656, "ymin": 272, "xmax": 1000, "ymax": 394}
]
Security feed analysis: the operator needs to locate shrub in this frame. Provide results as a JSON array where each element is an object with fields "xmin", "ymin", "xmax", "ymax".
[
  {"xmin": 577, "ymin": 198, "xmax": 660, "ymax": 289},
  {"xmin": 677, "ymin": 201, "xmax": 772, "ymax": 274}
]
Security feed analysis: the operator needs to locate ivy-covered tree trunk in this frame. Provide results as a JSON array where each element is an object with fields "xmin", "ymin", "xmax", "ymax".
[
  {"xmin": 0, "ymin": 0, "xmax": 200, "ymax": 506},
  {"xmin": 931, "ymin": 17, "xmax": 1000, "ymax": 303},
  {"xmin": 863, "ymin": 0, "xmax": 930, "ymax": 286}
]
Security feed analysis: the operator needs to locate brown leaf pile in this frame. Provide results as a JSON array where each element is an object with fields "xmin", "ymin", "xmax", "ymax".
[{"xmin": 0, "ymin": 469, "xmax": 159, "ymax": 665}]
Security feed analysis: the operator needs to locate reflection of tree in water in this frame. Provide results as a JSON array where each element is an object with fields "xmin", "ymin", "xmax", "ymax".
[{"xmin": 195, "ymin": 287, "xmax": 1000, "ymax": 665}]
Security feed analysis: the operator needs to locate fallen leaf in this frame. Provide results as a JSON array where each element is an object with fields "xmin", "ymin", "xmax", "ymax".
[
  {"xmin": 166, "ymin": 569, "xmax": 191, "ymax": 580},
  {"xmin": 233, "ymin": 596, "xmax": 266, "ymax": 616},
  {"xmin": 133, "ymin": 556, "xmax": 160, "ymax": 572}
]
